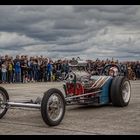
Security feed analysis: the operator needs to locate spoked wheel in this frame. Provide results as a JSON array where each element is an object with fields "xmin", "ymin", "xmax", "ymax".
[
  {"xmin": 110, "ymin": 76, "xmax": 131, "ymax": 107},
  {"xmin": 41, "ymin": 88, "xmax": 65, "ymax": 126},
  {"xmin": 0, "ymin": 87, "xmax": 9, "ymax": 119}
]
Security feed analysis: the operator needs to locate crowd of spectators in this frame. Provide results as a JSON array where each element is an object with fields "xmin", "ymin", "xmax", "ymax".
[{"xmin": 0, "ymin": 55, "xmax": 140, "ymax": 84}]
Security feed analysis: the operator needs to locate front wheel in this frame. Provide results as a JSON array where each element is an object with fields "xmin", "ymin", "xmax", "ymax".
[
  {"xmin": 41, "ymin": 88, "xmax": 66, "ymax": 126},
  {"xmin": 110, "ymin": 76, "xmax": 131, "ymax": 107},
  {"xmin": 0, "ymin": 87, "xmax": 9, "ymax": 119}
]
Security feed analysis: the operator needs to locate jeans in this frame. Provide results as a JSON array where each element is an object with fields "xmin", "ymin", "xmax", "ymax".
[
  {"xmin": 33, "ymin": 70, "xmax": 38, "ymax": 81},
  {"xmin": 15, "ymin": 72, "xmax": 21, "ymax": 83},
  {"xmin": 46, "ymin": 71, "xmax": 52, "ymax": 81},
  {"xmin": 2, "ymin": 72, "xmax": 7, "ymax": 82},
  {"xmin": 28, "ymin": 70, "xmax": 33, "ymax": 80}
]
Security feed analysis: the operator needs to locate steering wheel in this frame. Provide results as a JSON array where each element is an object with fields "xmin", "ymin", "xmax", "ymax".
[{"xmin": 101, "ymin": 64, "xmax": 121, "ymax": 76}]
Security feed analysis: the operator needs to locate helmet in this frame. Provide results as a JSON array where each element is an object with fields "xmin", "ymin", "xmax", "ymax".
[{"xmin": 109, "ymin": 66, "xmax": 118, "ymax": 76}]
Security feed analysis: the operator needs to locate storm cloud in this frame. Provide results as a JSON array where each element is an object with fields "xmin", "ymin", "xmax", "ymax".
[{"xmin": 0, "ymin": 5, "xmax": 140, "ymax": 60}]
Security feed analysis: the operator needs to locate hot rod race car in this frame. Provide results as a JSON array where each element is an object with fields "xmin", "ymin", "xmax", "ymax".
[
  {"xmin": 63, "ymin": 61, "xmax": 131, "ymax": 107},
  {"xmin": 0, "ymin": 61, "xmax": 131, "ymax": 127}
]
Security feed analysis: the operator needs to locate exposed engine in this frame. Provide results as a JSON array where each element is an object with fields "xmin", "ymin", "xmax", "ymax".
[
  {"xmin": 67, "ymin": 70, "xmax": 90, "ymax": 81},
  {"xmin": 65, "ymin": 71, "xmax": 95, "ymax": 95},
  {"xmin": 64, "ymin": 60, "xmax": 111, "ymax": 96}
]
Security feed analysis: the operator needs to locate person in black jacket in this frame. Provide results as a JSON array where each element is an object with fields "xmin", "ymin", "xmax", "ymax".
[{"xmin": 135, "ymin": 61, "xmax": 140, "ymax": 79}]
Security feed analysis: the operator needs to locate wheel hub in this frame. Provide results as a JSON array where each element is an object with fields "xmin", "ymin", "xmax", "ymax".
[
  {"xmin": 0, "ymin": 96, "xmax": 5, "ymax": 113},
  {"xmin": 47, "ymin": 94, "xmax": 63, "ymax": 122},
  {"xmin": 0, "ymin": 95, "xmax": 4, "ymax": 106}
]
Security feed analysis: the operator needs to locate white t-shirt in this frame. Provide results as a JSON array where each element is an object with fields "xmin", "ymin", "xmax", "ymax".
[{"xmin": 2, "ymin": 64, "xmax": 7, "ymax": 72}]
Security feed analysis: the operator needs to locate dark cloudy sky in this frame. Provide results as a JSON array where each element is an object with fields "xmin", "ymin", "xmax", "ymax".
[{"xmin": 0, "ymin": 5, "xmax": 140, "ymax": 60}]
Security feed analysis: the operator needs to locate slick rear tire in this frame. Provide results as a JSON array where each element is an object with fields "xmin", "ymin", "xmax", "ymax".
[
  {"xmin": 41, "ymin": 88, "xmax": 65, "ymax": 126},
  {"xmin": 110, "ymin": 76, "xmax": 131, "ymax": 107}
]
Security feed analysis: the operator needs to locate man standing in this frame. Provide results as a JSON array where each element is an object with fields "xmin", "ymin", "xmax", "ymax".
[
  {"xmin": 1, "ymin": 61, "xmax": 7, "ymax": 83},
  {"xmin": 46, "ymin": 60, "xmax": 53, "ymax": 82},
  {"xmin": 14, "ymin": 55, "xmax": 21, "ymax": 83},
  {"xmin": 135, "ymin": 61, "xmax": 140, "ymax": 79}
]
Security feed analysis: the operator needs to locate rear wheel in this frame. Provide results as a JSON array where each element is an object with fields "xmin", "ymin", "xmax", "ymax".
[
  {"xmin": 110, "ymin": 76, "xmax": 131, "ymax": 107},
  {"xmin": 0, "ymin": 87, "xmax": 9, "ymax": 119},
  {"xmin": 41, "ymin": 88, "xmax": 65, "ymax": 126}
]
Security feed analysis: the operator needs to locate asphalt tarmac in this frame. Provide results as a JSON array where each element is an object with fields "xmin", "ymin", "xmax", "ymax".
[{"xmin": 0, "ymin": 81, "xmax": 140, "ymax": 135}]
